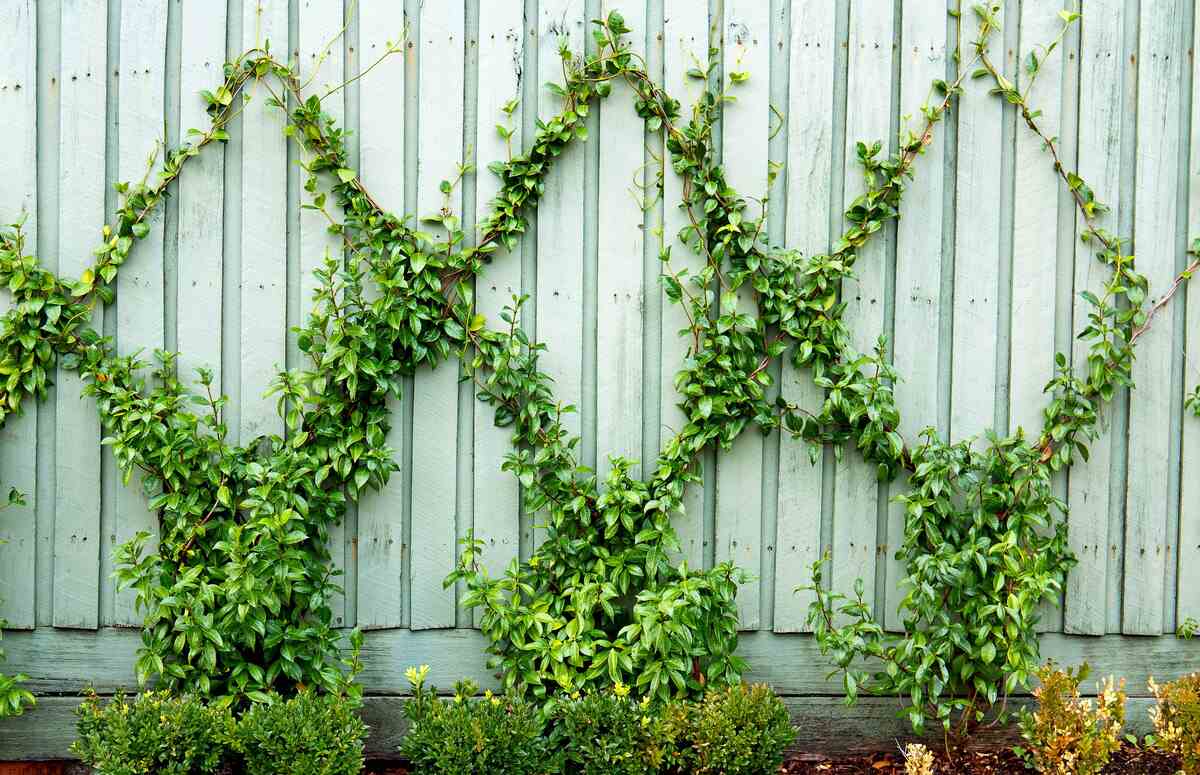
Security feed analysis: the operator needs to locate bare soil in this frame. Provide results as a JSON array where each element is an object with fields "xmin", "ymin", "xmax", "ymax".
[{"xmin": 782, "ymin": 744, "xmax": 1182, "ymax": 775}]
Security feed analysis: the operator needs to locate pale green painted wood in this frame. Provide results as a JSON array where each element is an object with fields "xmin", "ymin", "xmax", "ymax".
[
  {"xmin": 595, "ymin": 0, "xmax": 647, "ymax": 481},
  {"xmin": 354, "ymin": 0, "xmax": 407, "ymax": 632},
  {"xmin": 659, "ymin": 0, "xmax": 708, "ymax": 572},
  {"xmin": 717, "ymin": 0, "xmax": 771, "ymax": 631},
  {"xmin": 409, "ymin": 0, "xmax": 463, "ymax": 631},
  {"xmin": 950, "ymin": 3, "xmax": 1003, "ymax": 444},
  {"xmin": 829, "ymin": 0, "xmax": 892, "ymax": 626},
  {"xmin": 176, "ymin": 3, "xmax": 226, "ymax": 393},
  {"xmin": 1182, "ymin": 0, "xmax": 1200, "ymax": 628},
  {"xmin": 113, "ymin": 0, "xmax": 168, "ymax": 627},
  {"xmin": 470, "ymin": 0, "xmax": 524, "ymax": 625},
  {"xmin": 5, "ymin": 1, "xmax": 1200, "ymax": 708},
  {"xmin": 299, "ymin": 0, "xmax": 350, "ymax": 628},
  {"xmin": 4, "ymin": 626, "xmax": 1200, "ymax": 698},
  {"xmin": 774, "ymin": 0, "xmax": 834, "ymax": 634},
  {"xmin": 885, "ymin": 0, "xmax": 948, "ymax": 634},
  {"xmin": 1013, "ymin": 1, "xmax": 1066, "ymax": 636},
  {"xmin": 1124, "ymin": 0, "xmax": 1186, "ymax": 636},
  {"xmin": 534, "ymin": 0, "xmax": 587, "ymax": 553},
  {"xmin": 0, "ymin": 0, "xmax": 38, "ymax": 632},
  {"xmin": 1065, "ymin": 0, "xmax": 1124, "ymax": 637},
  {"xmin": 237, "ymin": 0, "xmax": 287, "ymax": 444},
  {"xmin": 51, "ymin": 0, "xmax": 107, "ymax": 632}
]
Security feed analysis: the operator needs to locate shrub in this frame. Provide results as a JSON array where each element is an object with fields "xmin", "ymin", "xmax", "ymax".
[
  {"xmin": 551, "ymin": 686, "xmax": 666, "ymax": 774},
  {"xmin": 1014, "ymin": 662, "xmax": 1124, "ymax": 775},
  {"xmin": 1148, "ymin": 672, "xmax": 1200, "ymax": 774},
  {"xmin": 661, "ymin": 684, "xmax": 793, "ymax": 775},
  {"xmin": 232, "ymin": 689, "xmax": 367, "ymax": 775},
  {"xmin": 71, "ymin": 689, "xmax": 234, "ymax": 775},
  {"xmin": 400, "ymin": 666, "xmax": 553, "ymax": 775}
]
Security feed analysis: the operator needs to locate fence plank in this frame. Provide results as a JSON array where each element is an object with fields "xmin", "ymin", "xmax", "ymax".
[
  {"xmin": 299, "ymin": 0, "xmax": 349, "ymax": 628},
  {"xmin": 409, "ymin": 0, "xmax": 463, "ymax": 630},
  {"xmin": 176, "ymin": 4, "xmax": 226, "ymax": 392},
  {"xmin": 52, "ymin": 0, "xmax": 106, "ymax": 631},
  {"xmin": 1066, "ymin": 0, "xmax": 1124, "ymax": 636},
  {"xmin": 535, "ymin": 0, "xmax": 586, "ymax": 553},
  {"xmin": 950, "ymin": 5, "xmax": 1003, "ymax": 444},
  {"xmin": 355, "ymin": 0, "xmax": 407, "ymax": 631},
  {"xmin": 774, "ymin": 0, "xmax": 834, "ymax": 634},
  {"xmin": 884, "ymin": 0, "xmax": 947, "ymax": 633},
  {"xmin": 112, "ymin": 0, "xmax": 168, "ymax": 626},
  {"xmin": 1123, "ymin": 0, "xmax": 1186, "ymax": 636},
  {"xmin": 717, "ymin": 0, "xmax": 770, "ymax": 630},
  {"xmin": 0, "ymin": 0, "xmax": 39, "ymax": 631},
  {"xmin": 238, "ymin": 0, "xmax": 288, "ymax": 444},
  {"xmin": 660, "ymin": 0, "xmax": 708, "ymax": 571},
  {"xmin": 1182, "ymin": 0, "xmax": 1200, "ymax": 629},
  {"xmin": 471, "ymin": 0, "xmax": 524, "ymax": 611},
  {"xmin": 829, "ymin": 0, "xmax": 892, "ymax": 623},
  {"xmin": 595, "ymin": 0, "xmax": 647, "ymax": 479},
  {"xmin": 1014, "ymin": 1, "xmax": 1068, "ymax": 636}
]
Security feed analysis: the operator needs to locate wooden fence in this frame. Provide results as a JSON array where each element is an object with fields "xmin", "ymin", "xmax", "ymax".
[{"xmin": 1, "ymin": 0, "xmax": 1199, "ymax": 758}]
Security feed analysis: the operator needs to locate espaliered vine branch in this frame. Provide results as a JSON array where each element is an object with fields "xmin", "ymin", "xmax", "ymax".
[{"xmin": 0, "ymin": 5, "xmax": 1195, "ymax": 727}]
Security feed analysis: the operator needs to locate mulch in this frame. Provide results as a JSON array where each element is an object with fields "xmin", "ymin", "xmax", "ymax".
[{"xmin": 781, "ymin": 744, "xmax": 1183, "ymax": 775}]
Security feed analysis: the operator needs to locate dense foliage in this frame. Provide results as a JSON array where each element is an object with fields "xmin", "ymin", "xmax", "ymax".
[
  {"xmin": 1015, "ymin": 662, "xmax": 1125, "ymax": 775},
  {"xmin": 552, "ymin": 688, "xmax": 666, "ymax": 775},
  {"xmin": 1148, "ymin": 672, "xmax": 1200, "ymax": 774},
  {"xmin": 0, "ymin": 487, "xmax": 33, "ymax": 718},
  {"xmin": 233, "ymin": 689, "xmax": 367, "ymax": 775},
  {"xmin": 400, "ymin": 667, "xmax": 791, "ymax": 775},
  {"xmin": 659, "ymin": 683, "xmax": 793, "ymax": 775},
  {"xmin": 72, "ymin": 690, "xmax": 235, "ymax": 775},
  {"xmin": 804, "ymin": 4, "xmax": 1195, "ymax": 738},
  {"xmin": 401, "ymin": 665, "xmax": 553, "ymax": 775}
]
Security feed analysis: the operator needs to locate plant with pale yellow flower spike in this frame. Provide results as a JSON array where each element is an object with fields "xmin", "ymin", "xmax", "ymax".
[
  {"xmin": 1148, "ymin": 672, "xmax": 1200, "ymax": 774},
  {"xmin": 1016, "ymin": 661, "xmax": 1124, "ymax": 775},
  {"xmin": 902, "ymin": 742, "xmax": 935, "ymax": 775}
]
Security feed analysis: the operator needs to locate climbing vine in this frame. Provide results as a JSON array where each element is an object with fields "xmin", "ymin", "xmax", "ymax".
[
  {"xmin": 0, "ymin": 4, "xmax": 1195, "ymax": 728},
  {"xmin": 0, "ymin": 487, "xmax": 34, "ymax": 716}
]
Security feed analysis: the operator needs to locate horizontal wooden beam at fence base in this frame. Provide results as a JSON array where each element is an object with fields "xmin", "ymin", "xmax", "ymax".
[
  {"xmin": 0, "ymin": 695, "xmax": 1162, "ymax": 762},
  {"xmin": 3, "ymin": 628, "xmax": 1199, "ymax": 696}
]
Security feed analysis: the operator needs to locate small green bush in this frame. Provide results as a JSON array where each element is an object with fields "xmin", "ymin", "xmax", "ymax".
[
  {"xmin": 71, "ymin": 689, "xmax": 234, "ymax": 775},
  {"xmin": 1015, "ymin": 661, "xmax": 1124, "ymax": 775},
  {"xmin": 232, "ymin": 689, "xmax": 367, "ymax": 775},
  {"xmin": 1149, "ymin": 672, "xmax": 1200, "ymax": 774},
  {"xmin": 400, "ymin": 666, "xmax": 553, "ymax": 775},
  {"xmin": 661, "ymin": 684, "xmax": 793, "ymax": 775},
  {"xmin": 551, "ymin": 686, "xmax": 666, "ymax": 774}
]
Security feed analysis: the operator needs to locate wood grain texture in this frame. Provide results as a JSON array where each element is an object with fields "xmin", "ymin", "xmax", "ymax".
[
  {"xmin": 829, "ymin": 0, "xmax": 892, "ymax": 623},
  {"xmin": 1182, "ymin": 0, "xmax": 1200, "ymax": 628},
  {"xmin": 1066, "ymin": 0, "xmax": 1124, "ymax": 636},
  {"xmin": 884, "ymin": 0, "xmax": 947, "ymax": 633},
  {"xmin": 660, "ymin": 0, "xmax": 709, "ymax": 571},
  {"xmin": 176, "ymin": 3, "xmax": 226, "ymax": 393},
  {"xmin": 51, "ymin": 0, "xmax": 107, "ymax": 631},
  {"xmin": 950, "ymin": 3, "xmax": 1003, "ymax": 444},
  {"xmin": 354, "ymin": 0, "xmax": 407, "ymax": 632},
  {"xmin": 0, "ymin": 0, "xmax": 39, "ymax": 631},
  {"xmin": 774, "ymin": 0, "xmax": 834, "ymax": 633},
  {"xmin": 299, "ymin": 0, "xmax": 349, "ymax": 628},
  {"xmin": 237, "ymin": 0, "xmax": 288, "ymax": 444},
  {"xmin": 1123, "ymin": 0, "xmax": 1186, "ymax": 636},
  {"xmin": 470, "ymin": 0, "xmax": 524, "ymax": 613},
  {"xmin": 113, "ymin": 0, "xmax": 168, "ymax": 626},
  {"xmin": 717, "ymin": 0, "xmax": 770, "ymax": 630},
  {"xmin": 409, "ymin": 0, "xmax": 463, "ymax": 630},
  {"xmin": 595, "ymin": 0, "xmax": 647, "ymax": 480}
]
